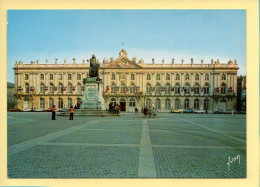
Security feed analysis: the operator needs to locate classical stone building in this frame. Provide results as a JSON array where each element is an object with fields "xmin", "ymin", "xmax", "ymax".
[
  {"xmin": 14, "ymin": 49, "xmax": 239, "ymax": 113},
  {"xmin": 237, "ymin": 75, "xmax": 246, "ymax": 112},
  {"xmin": 7, "ymin": 82, "xmax": 17, "ymax": 110}
]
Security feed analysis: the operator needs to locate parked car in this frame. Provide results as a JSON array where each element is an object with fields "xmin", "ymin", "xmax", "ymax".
[
  {"xmin": 225, "ymin": 110, "xmax": 237, "ymax": 114},
  {"xmin": 45, "ymin": 108, "xmax": 53, "ymax": 112},
  {"xmin": 57, "ymin": 109, "xmax": 67, "ymax": 113},
  {"xmin": 183, "ymin": 108, "xmax": 194, "ymax": 113},
  {"xmin": 195, "ymin": 110, "xmax": 205, "ymax": 114},
  {"xmin": 9, "ymin": 108, "xmax": 22, "ymax": 112},
  {"xmin": 34, "ymin": 108, "xmax": 44, "ymax": 112},
  {"xmin": 214, "ymin": 109, "xmax": 224, "ymax": 114},
  {"xmin": 22, "ymin": 108, "xmax": 32, "ymax": 112},
  {"xmin": 172, "ymin": 109, "xmax": 184, "ymax": 113}
]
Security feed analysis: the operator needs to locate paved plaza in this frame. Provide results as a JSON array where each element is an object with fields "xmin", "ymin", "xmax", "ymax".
[{"xmin": 7, "ymin": 112, "xmax": 246, "ymax": 178}]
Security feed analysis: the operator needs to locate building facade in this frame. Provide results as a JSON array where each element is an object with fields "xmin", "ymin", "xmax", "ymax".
[
  {"xmin": 237, "ymin": 75, "xmax": 246, "ymax": 112},
  {"xmin": 14, "ymin": 49, "xmax": 239, "ymax": 113},
  {"xmin": 7, "ymin": 82, "xmax": 17, "ymax": 110}
]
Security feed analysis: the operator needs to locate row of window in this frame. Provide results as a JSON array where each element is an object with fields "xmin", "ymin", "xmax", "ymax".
[
  {"xmin": 24, "ymin": 83, "xmax": 83, "ymax": 93},
  {"xmin": 39, "ymin": 98, "xmax": 81, "ymax": 109},
  {"xmin": 109, "ymin": 98, "xmax": 210, "ymax": 111},
  {"xmin": 111, "ymin": 73, "xmax": 228, "ymax": 81},
  {"xmin": 25, "ymin": 73, "xmax": 82, "ymax": 81},
  {"xmin": 24, "ymin": 72, "xmax": 229, "ymax": 81},
  {"xmin": 110, "ymin": 82, "xmax": 212, "ymax": 94}
]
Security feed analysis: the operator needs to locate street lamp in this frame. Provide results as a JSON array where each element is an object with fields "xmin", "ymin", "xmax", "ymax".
[{"xmin": 29, "ymin": 86, "xmax": 35, "ymax": 111}]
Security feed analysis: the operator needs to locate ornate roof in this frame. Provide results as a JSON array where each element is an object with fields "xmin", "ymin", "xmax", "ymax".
[{"xmin": 105, "ymin": 49, "xmax": 142, "ymax": 68}]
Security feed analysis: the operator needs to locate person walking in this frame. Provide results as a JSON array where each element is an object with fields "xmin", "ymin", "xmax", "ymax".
[
  {"xmin": 152, "ymin": 107, "xmax": 157, "ymax": 118},
  {"xmin": 141, "ymin": 107, "xmax": 144, "ymax": 117},
  {"xmin": 144, "ymin": 106, "xmax": 148, "ymax": 117},
  {"xmin": 116, "ymin": 104, "xmax": 120, "ymax": 115},
  {"xmin": 51, "ymin": 105, "xmax": 57, "ymax": 120},
  {"xmin": 148, "ymin": 107, "xmax": 152, "ymax": 118},
  {"xmin": 69, "ymin": 105, "xmax": 74, "ymax": 120}
]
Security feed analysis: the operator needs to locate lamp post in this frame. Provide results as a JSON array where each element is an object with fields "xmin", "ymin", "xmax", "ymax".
[
  {"xmin": 29, "ymin": 87, "xmax": 35, "ymax": 111},
  {"xmin": 143, "ymin": 92, "xmax": 146, "ymax": 108}
]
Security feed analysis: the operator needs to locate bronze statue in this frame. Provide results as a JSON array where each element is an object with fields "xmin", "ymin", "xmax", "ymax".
[{"xmin": 89, "ymin": 54, "xmax": 100, "ymax": 78}]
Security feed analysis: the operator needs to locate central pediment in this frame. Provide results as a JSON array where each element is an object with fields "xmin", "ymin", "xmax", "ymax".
[{"xmin": 105, "ymin": 49, "xmax": 142, "ymax": 68}]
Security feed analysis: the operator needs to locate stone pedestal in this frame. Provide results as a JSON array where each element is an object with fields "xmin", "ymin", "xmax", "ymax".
[{"xmin": 80, "ymin": 77, "xmax": 105, "ymax": 110}]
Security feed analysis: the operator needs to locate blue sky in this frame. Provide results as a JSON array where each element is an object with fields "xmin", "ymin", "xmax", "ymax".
[{"xmin": 7, "ymin": 10, "xmax": 246, "ymax": 83}]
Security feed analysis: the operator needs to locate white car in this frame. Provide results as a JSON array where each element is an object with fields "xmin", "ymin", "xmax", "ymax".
[
  {"xmin": 34, "ymin": 108, "xmax": 44, "ymax": 112},
  {"xmin": 195, "ymin": 110, "xmax": 205, "ymax": 114},
  {"xmin": 22, "ymin": 108, "xmax": 32, "ymax": 112}
]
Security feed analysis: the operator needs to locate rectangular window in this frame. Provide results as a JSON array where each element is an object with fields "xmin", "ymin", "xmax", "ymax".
[
  {"xmin": 58, "ymin": 74, "xmax": 63, "ymax": 80},
  {"xmin": 40, "ymin": 74, "xmax": 44, "ymax": 80},
  {"xmin": 131, "ymin": 74, "xmax": 135, "ymax": 80},
  {"xmin": 77, "ymin": 74, "xmax": 81, "ymax": 80},
  {"xmin": 68, "ymin": 74, "xmax": 72, "ymax": 80},
  {"xmin": 111, "ymin": 74, "xmax": 115, "ymax": 80},
  {"xmin": 49, "ymin": 74, "xmax": 53, "ymax": 80},
  {"xmin": 25, "ymin": 74, "xmax": 29, "ymax": 80}
]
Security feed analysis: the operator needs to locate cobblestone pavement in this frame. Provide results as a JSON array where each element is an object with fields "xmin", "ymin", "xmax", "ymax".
[{"xmin": 7, "ymin": 112, "xmax": 246, "ymax": 178}]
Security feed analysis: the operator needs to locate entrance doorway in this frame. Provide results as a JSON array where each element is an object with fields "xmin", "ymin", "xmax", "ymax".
[
  {"xmin": 220, "ymin": 99, "xmax": 227, "ymax": 111},
  {"xmin": 120, "ymin": 98, "xmax": 126, "ymax": 111},
  {"xmin": 24, "ymin": 98, "xmax": 29, "ymax": 109}
]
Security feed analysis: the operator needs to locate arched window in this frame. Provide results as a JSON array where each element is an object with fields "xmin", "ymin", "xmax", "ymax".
[
  {"xmin": 204, "ymin": 83, "xmax": 209, "ymax": 94},
  {"xmin": 165, "ymin": 83, "xmax": 171, "ymax": 94},
  {"xmin": 77, "ymin": 83, "xmax": 81, "ymax": 93},
  {"xmin": 184, "ymin": 83, "xmax": 190, "ymax": 94},
  {"xmin": 68, "ymin": 83, "xmax": 72, "ymax": 93},
  {"xmin": 146, "ymin": 98, "xmax": 151, "ymax": 108},
  {"xmin": 68, "ymin": 98, "xmax": 72, "ymax": 108},
  {"xmin": 121, "ymin": 83, "xmax": 126, "ymax": 93},
  {"xmin": 205, "ymin": 73, "xmax": 209, "ymax": 81},
  {"xmin": 111, "ymin": 83, "xmax": 116, "ymax": 93},
  {"xmin": 25, "ymin": 83, "xmax": 29, "ymax": 93},
  {"xmin": 176, "ymin": 74, "xmax": 180, "ymax": 80},
  {"xmin": 129, "ymin": 98, "xmax": 135, "ymax": 107},
  {"xmin": 185, "ymin": 74, "xmax": 190, "ymax": 80},
  {"xmin": 130, "ymin": 83, "xmax": 135, "ymax": 93},
  {"xmin": 166, "ymin": 74, "xmax": 170, "ymax": 80},
  {"xmin": 49, "ymin": 98, "xmax": 54, "ymax": 108},
  {"xmin": 175, "ymin": 99, "xmax": 180, "ymax": 110},
  {"xmin": 175, "ymin": 83, "xmax": 180, "ymax": 94},
  {"xmin": 147, "ymin": 74, "xmax": 151, "ymax": 80},
  {"xmin": 155, "ymin": 83, "xmax": 161, "ymax": 94},
  {"xmin": 40, "ymin": 98, "xmax": 45, "ymax": 109},
  {"xmin": 221, "ymin": 82, "xmax": 226, "ymax": 94},
  {"xmin": 184, "ymin": 99, "xmax": 190, "ymax": 110},
  {"xmin": 156, "ymin": 74, "xmax": 160, "ymax": 80},
  {"xmin": 220, "ymin": 99, "xmax": 227, "ymax": 111},
  {"xmin": 204, "ymin": 99, "xmax": 209, "ymax": 110},
  {"xmin": 195, "ymin": 74, "xmax": 199, "ymax": 80},
  {"xmin": 49, "ymin": 83, "xmax": 54, "ymax": 93},
  {"xmin": 155, "ymin": 98, "xmax": 161, "ymax": 110},
  {"xmin": 110, "ymin": 98, "xmax": 116, "ymax": 106},
  {"xmin": 165, "ymin": 98, "xmax": 171, "ymax": 111},
  {"xmin": 58, "ymin": 98, "xmax": 63, "ymax": 108},
  {"xmin": 40, "ymin": 83, "xmax": 45, "ymax": 93},
  {"xmin": 194, "ymin": 99, "xmax": 200, "ymax": 110},
  {"xmin": 146, "ymin": 83, "xmax": 152, "ymax": 94},
  {"xmin": 194, "ymin": 83, "xmax": 200, "ymax": 94},
  {"xmin": 222, "ymin": 74, "xmax": 226, "ymax": 80},
  {"xmin": 58, "ymin": 83, "xmax": 63, "ymax": 93}
]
